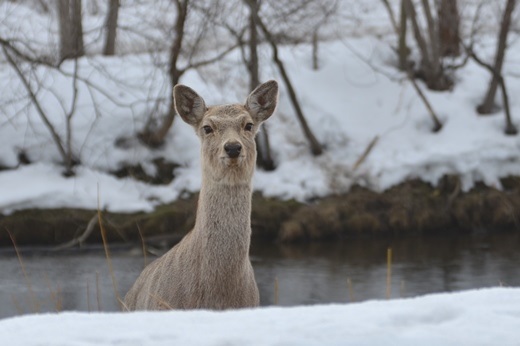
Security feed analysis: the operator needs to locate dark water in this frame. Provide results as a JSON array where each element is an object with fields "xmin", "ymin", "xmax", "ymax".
[{"xmin": 1, "ymin": 233, "xmax": 519, "ymax": 319}]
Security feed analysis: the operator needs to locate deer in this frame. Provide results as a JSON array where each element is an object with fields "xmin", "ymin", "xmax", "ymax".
[{"xmin": 124, "ymin": 80, "xmax": 278, "ymax": 310}]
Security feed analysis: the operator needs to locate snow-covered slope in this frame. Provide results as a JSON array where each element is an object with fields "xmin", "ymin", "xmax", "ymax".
[{"xmin": 1, "ymin": 1, "xmax": 519, "ymax": 214}]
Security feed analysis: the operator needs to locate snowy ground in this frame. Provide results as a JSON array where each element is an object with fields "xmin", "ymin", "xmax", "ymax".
[
  {"xmin": 1, "ymin": 1, "xmax": 520, "ymax": 214},
  {"xmin": 0, "ymin": 288, "xmax": 519, "ymax": 345}
]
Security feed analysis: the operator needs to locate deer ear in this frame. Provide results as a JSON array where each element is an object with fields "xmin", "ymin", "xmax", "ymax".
[
  {"xmin": 174, "ymin": 84, "xmax": 207, "ymax": 126},
  {"xmin": 245, "ymin": 80, "xmax": 278, "ymax": 123}
]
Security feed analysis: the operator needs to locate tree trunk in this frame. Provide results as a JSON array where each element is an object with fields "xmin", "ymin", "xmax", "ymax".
[
  {"xmin": 58, "ymin": 0, "xmax": 72, "ymax": 60},
  {"xmin": 404, "ymin": 0, "xmax": 451, "ymax": 90},
  {"xmin": 398, "ymin": 0, "xmax": 409, "ymax": 70},
  {"xmin": 245, "ymin": 0, "xmax": 275, "ymax": 170},
  {"xmin": 438, "ymin": 0, "xmax": 460, "ymax": 57},
  {"xmin": 71, "ymin": 0, "xmax": 84, "ymax": 56},
  {"xmin": 103, "ymin": 0, "xmax": 119, "ymax": 56},
  {"xmin": 139, "ymin": 0, "xmax": 189, "ymax": 147},
  {"xmin": 58, "ymin": 0, "xmax": 84, "ymax": 61},
  {"xmin": 477, "ymin": 0, "xmax": 516, "ymax": 115}
]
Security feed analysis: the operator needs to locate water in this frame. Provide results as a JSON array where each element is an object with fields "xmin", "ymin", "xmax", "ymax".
[{"xmin": 1, "ymin": 233, "xmax": 519, "ymax": 319}]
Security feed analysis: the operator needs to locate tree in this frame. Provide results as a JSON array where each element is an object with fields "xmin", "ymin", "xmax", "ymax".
[
  {"xmin": 57, "ymin": 0, "xmax": 84, "ymax": 61},
  {"xmin": 477, "ymin": 0, "xmax": 516, "ymax": 115},
  {"xmin": 248, "ymin": 0, "xmax": 323, "ymax": 156},
  {"xmin": 103, "ymin": 0, "xmax": 120, "ymax": 56}
]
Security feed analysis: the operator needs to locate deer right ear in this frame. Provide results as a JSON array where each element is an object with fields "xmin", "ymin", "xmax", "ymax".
[
  {"xmin": 245, "ymin": 80, "xmax": 278, "ymax": 123},
  {"xmin": 174, "ymin": 85, "xmax": 207, "ymax": 126}
]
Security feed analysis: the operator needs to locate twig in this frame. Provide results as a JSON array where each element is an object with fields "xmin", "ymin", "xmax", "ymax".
[{"xmin": 353, "ymin": 136, "xmax": 379, "ymax": 171}]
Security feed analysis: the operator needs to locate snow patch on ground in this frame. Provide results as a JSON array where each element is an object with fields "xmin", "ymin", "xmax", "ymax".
[{"xmin": 0, "ymin": 288, "xmax": 518, "ymax": 346}]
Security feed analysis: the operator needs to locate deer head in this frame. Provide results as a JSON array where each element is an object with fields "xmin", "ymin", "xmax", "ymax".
[{"xmin": 174, "ymin": 80, "xmax": 278, "ymax": 185}]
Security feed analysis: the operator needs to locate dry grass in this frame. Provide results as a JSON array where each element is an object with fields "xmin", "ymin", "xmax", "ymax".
[
  {"xmin": 386, "ymin": 248, "xmax": 392, "ymax": 299},
  {"xmin": 98, "ymin": 183, "xmax": 122, "ymax": 310},
  {"xmin": 274, "ymin": 277, "xmax": 279, "ymax": 305},
  {"xmin": 6, "ymin": 228, "xmax": 40, "ymax": 313}
]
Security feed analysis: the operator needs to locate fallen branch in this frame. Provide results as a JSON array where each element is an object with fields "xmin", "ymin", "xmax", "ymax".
[
  {"xmin": 406, "ymin": 68, "xmax": 443, "ymax": 132},
  {"xmin": 52, "ymin": 214, "xmax": 98, "ymax": 251}
]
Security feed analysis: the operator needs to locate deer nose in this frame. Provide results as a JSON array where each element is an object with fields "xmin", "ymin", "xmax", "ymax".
[{"xmin": 224, "ymin": 142, "xmax": 242, "ymax": 158}]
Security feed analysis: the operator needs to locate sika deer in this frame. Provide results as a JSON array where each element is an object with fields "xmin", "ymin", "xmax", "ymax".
[{"xmin": 124, "ymin": 80, "xmax": 278, "ymax": 310}]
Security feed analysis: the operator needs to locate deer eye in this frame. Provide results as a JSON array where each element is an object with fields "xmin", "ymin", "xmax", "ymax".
[
  {"xmin": 202, "ymin": 125, "xmax": 213, "ymax": 134},
  {"xmin": 244, "ymin": 123, "xmax": 254, "ymax": 132}
]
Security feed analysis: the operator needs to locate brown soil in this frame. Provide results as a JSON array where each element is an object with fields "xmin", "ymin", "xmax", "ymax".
[{"xmin": 1, "ymin": 176, "xmax": 520, "ymax": 247}]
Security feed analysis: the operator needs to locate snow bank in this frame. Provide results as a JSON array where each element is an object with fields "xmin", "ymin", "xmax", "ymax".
[{"xmin": 0, "ymin": 288, "xmax": 518, "ymax": 346}]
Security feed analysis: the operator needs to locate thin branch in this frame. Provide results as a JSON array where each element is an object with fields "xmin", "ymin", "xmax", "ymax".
[
  {"xmin": 406, "ymin": 67, "xmax": 443, "ymax": 132},
  {"xmin": 353, "ymin": 136, "xmax": 379, "ymax": 171},
  {"xmin": 2, "ymin": 45, "xmax": 68, "ymax": 162},
  {"xmin": 179, "ymin": 42, "xmax": 241, "ymax": 72},
  {"xmin": 380, "ymin": 0, "xmax": 399, "ymax": 34}
]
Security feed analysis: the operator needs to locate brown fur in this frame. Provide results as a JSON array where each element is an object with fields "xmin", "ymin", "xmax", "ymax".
[{"xmin": 124, "ymin": 80, "xmax": 278, "ymax": 310}]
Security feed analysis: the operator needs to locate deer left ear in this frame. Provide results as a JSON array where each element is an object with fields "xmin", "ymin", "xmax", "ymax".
[{"xmin": 245, "ymin": 80, "xmax": 278, "ymax": 123}]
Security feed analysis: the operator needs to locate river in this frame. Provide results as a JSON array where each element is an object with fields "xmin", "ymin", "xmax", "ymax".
[{"xmin": 1, "ymin": 233, "xmax": 519, "ymax": 319}]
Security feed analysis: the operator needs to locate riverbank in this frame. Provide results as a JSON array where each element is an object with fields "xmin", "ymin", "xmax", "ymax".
[{"xmin": 2, "ymin": 176, "xmax": 519, "ymax": 247}]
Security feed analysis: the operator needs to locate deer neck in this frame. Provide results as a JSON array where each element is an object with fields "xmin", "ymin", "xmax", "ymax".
[{"xmin": 194, "ymin": 180, "xmax": 253, "ymax": 261}]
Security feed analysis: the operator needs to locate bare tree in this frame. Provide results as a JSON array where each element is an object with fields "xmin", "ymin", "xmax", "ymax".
[
  {"xmin": 381, "ymin": 0, "xmax": 442, "ymax": 131},
  {"xmin": 139, "ymin": 0, "xmax": 240, "ymax": 147},
  {"xmin": 57, "ymin": 0, "xmax": 84, "ymax": 61},
  {"xmin": 477, "ymin": 0, "xmax": 516, "ymax": 115},
  {"xmin": 248, "ymin": 0, "xmax": 323, "ymax": 156},
  {"xmin": 139, "ymin": 0, "xmax": 189, "ymax": 147},
  {"xmin": 103, "ymin": 0, "xmax": 120, "ymax": 56},
  {"xmin": 1, "ymin": 39, "xmax": 80, "ymax": 175}
]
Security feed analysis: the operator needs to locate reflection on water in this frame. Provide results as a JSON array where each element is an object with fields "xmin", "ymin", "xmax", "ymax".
[{"xmin": 1, "ymin": 233, "xmax": 519, "ymax": 319}]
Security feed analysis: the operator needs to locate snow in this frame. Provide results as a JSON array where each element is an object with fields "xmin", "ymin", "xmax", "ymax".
[
  {"xmin": 1, "ymin": 1, "xmax": 520, "ymax": 213},
  {"xmin": 0, "ymin": 288, "xmax": 518, "ymax": 345}
]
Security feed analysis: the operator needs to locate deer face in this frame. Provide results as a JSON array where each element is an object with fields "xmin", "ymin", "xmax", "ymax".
[{"xmin": 174, "ymin": 81, "xmax": 278, "ymax": 184}]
